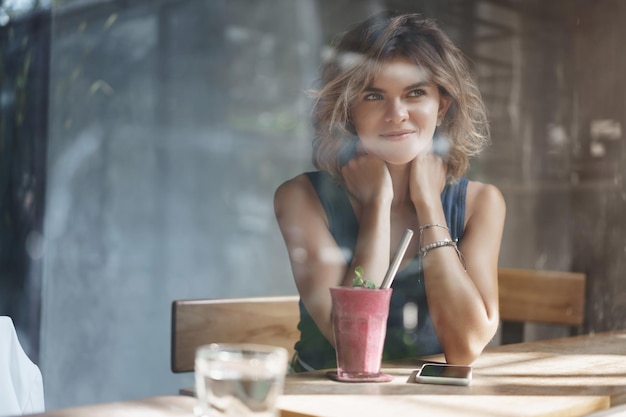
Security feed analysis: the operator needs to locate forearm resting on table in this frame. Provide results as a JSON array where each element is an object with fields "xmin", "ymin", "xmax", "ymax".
[{"xmin": 423, "ymin": 251, "xmax": 498, "ymax": 364}]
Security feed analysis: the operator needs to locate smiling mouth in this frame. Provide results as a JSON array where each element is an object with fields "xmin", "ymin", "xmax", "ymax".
[{"xmin": 380, "ymin": 130, "xmax": 415, "ymax": 140}]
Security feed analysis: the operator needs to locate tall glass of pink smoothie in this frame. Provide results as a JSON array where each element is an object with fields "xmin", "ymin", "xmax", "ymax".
[{"xmin": 330, "ymin": 286, "xmax": 392, "ymax": 379}]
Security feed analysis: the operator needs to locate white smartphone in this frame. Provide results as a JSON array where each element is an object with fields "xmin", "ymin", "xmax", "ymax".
[{"xmin": 415, "ymin": 363, "xmax": 472, "ymax": 386}]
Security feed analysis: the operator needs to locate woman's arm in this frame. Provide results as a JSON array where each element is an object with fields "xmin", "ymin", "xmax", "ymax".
[
  {"xmin": 410, "ymin": 154, "xmax": 505, "ymax": 365},
  {"xmin": 274, "ymin": 175, "xmax": 341, "ymax": 345},
  {"xmin": 418, "ymin": 182, "xmax": 505, "ymax": 365},
  {"xmin": 274, "ymin": 163, "xmax": 393, "ymax": 346}
]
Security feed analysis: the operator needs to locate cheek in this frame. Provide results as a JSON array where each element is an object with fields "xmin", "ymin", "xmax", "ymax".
[
  {"xmin": 353, "ymin": 127, "xmax": 379, "ymax": 154},
  {"xmin": 355, "ymin": 132, "xmax": 377, "ymax": 153},
  {"xmin": 414, "ymin": 101, "xmax": 440, "ymax": 119},
  {"xmin": 350, "ymin": 106, "xmax": 367, "ymax": 128},
  {"xmin": 351, "ymin": 110, "xmax": 376, "ymax": 137}
]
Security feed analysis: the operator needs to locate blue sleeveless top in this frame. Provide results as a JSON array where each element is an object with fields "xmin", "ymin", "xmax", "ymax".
[{"xmin": 293, "ymin": 171, "xmax": 468, "ymax": 371}]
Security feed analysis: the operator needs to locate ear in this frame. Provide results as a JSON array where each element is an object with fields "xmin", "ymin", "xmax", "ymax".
[{"xmin": 438, "ymin": 94, "xmax": 452, "ymax": 120}]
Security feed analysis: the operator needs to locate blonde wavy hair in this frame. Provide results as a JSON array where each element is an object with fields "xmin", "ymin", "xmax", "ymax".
[{"xmin": 311, "ymin": 11, "xmax": 489, "ymax": 182}]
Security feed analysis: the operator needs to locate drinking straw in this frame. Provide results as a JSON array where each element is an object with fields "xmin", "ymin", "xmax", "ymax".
[{"xmin": 380, "ymin": 228, "xmax": 414, "ymax": 289}]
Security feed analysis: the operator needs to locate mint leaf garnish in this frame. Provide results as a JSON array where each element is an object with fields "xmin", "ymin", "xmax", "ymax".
[{"xmin": 352, "ymin": 266, "xmax": 376, "ymax": 289}]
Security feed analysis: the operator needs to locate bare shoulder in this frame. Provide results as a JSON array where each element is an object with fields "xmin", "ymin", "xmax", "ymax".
[
  {"xmin": 465, "ymin": 180, "xmax": 506, "ymax": 224},
  {"xmin": 274, "ymin": 174, "xmax": 314, "ymax": 210},
  {"xmin": 274, "ymin": 173, "xmax": 325, "ymax": 222}
]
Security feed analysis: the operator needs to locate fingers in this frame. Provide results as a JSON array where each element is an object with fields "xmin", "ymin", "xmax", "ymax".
[{"xmin": 411, "ymin": 151, "xmax": 448, "ymax": 180}]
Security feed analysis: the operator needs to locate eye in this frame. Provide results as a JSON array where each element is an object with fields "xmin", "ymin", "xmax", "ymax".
[
  {"xmin": 408, "ymin": 89, "xmax": 426, "ymax": 97},
  {"xmin": 363, "ymin": 92, "xmax": 383, "ymax": 101}
]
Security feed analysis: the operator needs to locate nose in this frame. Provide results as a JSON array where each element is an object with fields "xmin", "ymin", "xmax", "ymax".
[{"xmin": 384, "ymin": 98, "xmax": 408, "ymax": 124}]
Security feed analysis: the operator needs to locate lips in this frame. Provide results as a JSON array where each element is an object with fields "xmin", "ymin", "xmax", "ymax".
[{"xmin": 380, "ymin": 130, "xmax": 415, "ymax": 140}]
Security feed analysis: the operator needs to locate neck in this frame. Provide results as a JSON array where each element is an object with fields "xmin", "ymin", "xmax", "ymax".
[{"xmin": 387, "ymin": 163, "xmax": 411, "ymax": 207}]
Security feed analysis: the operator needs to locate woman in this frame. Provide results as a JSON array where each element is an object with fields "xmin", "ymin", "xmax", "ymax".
[{"xmin": 274, "ymin": 11, "xmax": 505, "ymax": 372}]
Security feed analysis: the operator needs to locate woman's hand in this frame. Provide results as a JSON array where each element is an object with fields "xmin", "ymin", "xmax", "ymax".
[
  {"xmin": 409, "ymin": 152, "xmax": 447, "ymax": 208},
  {"xmin": 339, "ymin": 151, "xmax": 393, "ymax": 290},
  {"xmin": 341, "ymin": 153, "xmax": 393, "ymax": 207}
]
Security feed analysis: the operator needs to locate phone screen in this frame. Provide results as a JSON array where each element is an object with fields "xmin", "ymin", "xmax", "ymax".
[
  {"xmin": 419, "ymin": 364, "xmax": 471, "ymax": 379},
  {"xmin": 415, "ymin": 363, "xmax": 472, "ymax": 386}
]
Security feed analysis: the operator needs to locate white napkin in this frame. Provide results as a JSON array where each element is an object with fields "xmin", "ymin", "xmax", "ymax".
[{"xmin": 0, "ymin": 316, "xmax": 44, "ymax": 416}]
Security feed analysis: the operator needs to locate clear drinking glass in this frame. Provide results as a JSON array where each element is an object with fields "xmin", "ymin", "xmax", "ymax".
[{"xmin": 194, "ymin": 343, "xmax": 288, "ymax": 417}]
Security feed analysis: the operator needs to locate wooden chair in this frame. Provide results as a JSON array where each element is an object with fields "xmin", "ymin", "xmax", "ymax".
[
  {"xmin": 171, "ymin": 268, "xmax": 586, "ymax": 372},
  {"xmin": 497, "ymin": 267, "xmax": 586, "ymax": 344},
  {"xmin": 171, "ymin": 295, "xmax": 300, "ymax": 373}
]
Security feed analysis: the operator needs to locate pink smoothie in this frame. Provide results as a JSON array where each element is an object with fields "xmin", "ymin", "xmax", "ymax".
[{"xmin": 330, "ymin": 286, "xmax": 392, "ymax": 378}]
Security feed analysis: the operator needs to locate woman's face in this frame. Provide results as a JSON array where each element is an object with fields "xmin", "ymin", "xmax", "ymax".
[{"xmin": 350, "ymin": 57, "xmax": 450, "ymax": 165}]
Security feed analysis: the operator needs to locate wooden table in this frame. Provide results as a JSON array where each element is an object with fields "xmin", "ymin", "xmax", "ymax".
[
  {"xmin": 278, "ymin": 330, "xmax": 626, "ymax": 417},
  {"xmin": 26, "ymin": 331, "xmax": 626, "ymax": 417},
  {"xmin": 25, "ymin": 395, "xmax": 314, "ymax": 417}
]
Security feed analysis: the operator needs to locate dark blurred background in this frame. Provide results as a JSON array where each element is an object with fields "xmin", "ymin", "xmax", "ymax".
[{"xmin": 1, "ymin": 0, "xmax": 625, "ymax": 410}]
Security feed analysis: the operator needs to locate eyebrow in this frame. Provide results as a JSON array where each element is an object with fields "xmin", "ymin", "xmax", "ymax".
[{"xmin": 363, "ymin": 81, "xmax": 432, "ymax": 93}]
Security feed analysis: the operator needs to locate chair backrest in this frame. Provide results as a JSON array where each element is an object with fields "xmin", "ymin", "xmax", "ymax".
[
  {"xmin": 171, "ymin": 295, "xmax": 300, "ymax": 373},
  {"xmin": 172, "ymin": 269, "xmax": 587, "ymax": 372},
  {"xmin": 498, "ymin": 267, "xmax": 586, "ymax": 326}
]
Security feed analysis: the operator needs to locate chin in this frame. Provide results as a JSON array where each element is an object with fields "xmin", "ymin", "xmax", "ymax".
[
  {"xmin": 384, "ymin": 155, "xmax": 416, "ymax": 166},
  {"xmin": 381, "ymin": 145, "xmax": 428, "ymax": 165}
]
